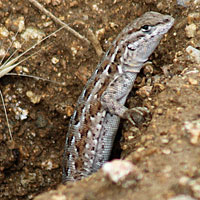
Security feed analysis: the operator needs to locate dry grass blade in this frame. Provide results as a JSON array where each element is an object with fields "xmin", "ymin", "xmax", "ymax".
[
  {"xmin": 0, "ymin": 26, "xmax": 64, "ymax": 79},
  {"xmin": 0, "ymin": 89, "xmax": 13, "ymax": 140},
  {"xmin": 0, "ymin": 26, "xmax": 64, "ymax": 141}
]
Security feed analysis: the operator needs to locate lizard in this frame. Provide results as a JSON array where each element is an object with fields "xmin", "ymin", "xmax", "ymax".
[{"xmin": 62, "ymin": 11, "xmax": 174, "ymax": 182}]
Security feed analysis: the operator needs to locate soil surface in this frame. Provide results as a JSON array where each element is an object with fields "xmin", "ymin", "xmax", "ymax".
[{"xmin": 0, "ymin": 0, "xmax": 200, "ymax": 200}]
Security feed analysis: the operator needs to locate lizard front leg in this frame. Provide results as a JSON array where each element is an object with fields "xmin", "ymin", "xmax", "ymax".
[{"xmin": 101, "ymin": 72, "xmax": 149, "ymax": 126}]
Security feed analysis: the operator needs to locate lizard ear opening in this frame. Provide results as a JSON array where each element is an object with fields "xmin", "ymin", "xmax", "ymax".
[{"xmin": 127, "ymin": 43, "xmax": 136, "ymax": 51}]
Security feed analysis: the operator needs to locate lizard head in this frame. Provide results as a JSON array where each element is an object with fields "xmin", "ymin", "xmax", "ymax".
[{"xmin": 111, "ymin": 11, "xmax": 174, "ymax": 73}]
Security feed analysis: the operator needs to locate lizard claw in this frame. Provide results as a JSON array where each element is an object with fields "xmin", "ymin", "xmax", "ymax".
[{"xmin": 124, "ymin": 107, "xmax": 150, "ymax": 126}]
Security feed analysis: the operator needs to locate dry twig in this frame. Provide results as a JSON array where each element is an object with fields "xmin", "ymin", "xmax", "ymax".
[{"xmin": 28, "ymin": 0, "xmax": 90, "ymax": 45}]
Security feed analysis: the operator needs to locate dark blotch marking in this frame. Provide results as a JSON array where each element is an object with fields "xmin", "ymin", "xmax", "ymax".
[
  {"xmin": 127, "ymin": 28, "xmax": 138, "ymax": 35},
  {"xmin": 96, "ymin": 77, "xmax": 110, "ymax": 98},
  {"xmin": 84, "ymin": 88, "xmax": 90, "ymax": 100},
  {"xmin": 113, "ymin": 49, "xmax": 122, "ymax": 64},
  {"xmin": 107, "ymin": 44, "xmax": 117, "ymax": 57},
  {"xmin": 82, "ymin": 60, "xmax": 110, "ymax": 102},
  {"xmin": 107, "ymin": 63, "xmax": 118, "ymax": 75},
  {"xmin": 76, "ymin": 145, "xmax": 80, "ymax": 153},
  {"xmin": 74, "ymin": 103, "xmax": 85, "ymax": 125},
  {"xmin": 89, "ymin": 100, "xmax": 102, "ymax": 116},
  {"xmin": 108, "ymin": 67, "xmax": 112, "ymax": 74}
]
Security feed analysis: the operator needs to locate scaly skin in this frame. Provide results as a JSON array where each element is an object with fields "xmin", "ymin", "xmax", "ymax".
[{"xmin": 63, "ymin": 11, "xmax": 174, "ymax": 182}]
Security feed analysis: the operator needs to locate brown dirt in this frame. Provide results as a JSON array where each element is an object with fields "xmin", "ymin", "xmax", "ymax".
[{"xmin": 0, "ymin": 0, "xmax": 200, "ymax": 200}]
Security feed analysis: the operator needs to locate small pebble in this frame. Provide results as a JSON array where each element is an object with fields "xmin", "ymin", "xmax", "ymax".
[
  {"xmin": 15, "ymin": 66, "xmax": 23, "ymax": 74},
  {"xmin": 186, "ymin": 46, "xmax": 200, "ymax": 64},
  {"xmin": 22, "ymin": 67, "xmax": 29, "ymax": 73},
  {"xmin": 13, "ymin": 16, "xmax": 25, "ymax": 32},
  {"xmin": 13, "ymin": 41, "xmax": 22, "ymax": 49},
  {"xmin": 177, "ymin": 0, "xmax": 191, "ymax": 7},
  {"xmin": 157, "ymin": 108, "xmax": 163, "ymax": 115},
  {"xmin": 65, "ymin": 106, "xmax": 74, "ymax": 117},
  {"xmin": 179, "ymin": 176, "xmax": 190, "ymax": 185},
  {"xmin": 13, "ymin": 106, "xmax": 28, "ymax": 120},
  {"xmin": 143, "ymin": 64, "xmax": 154, "ymax": 75},
  {"xmin": 51, "ymin": 57, "xmax": 59, "ymax": 64},
  {"xmin": 188, "ymin": 77, "xmax": 198, "ymax": 85},
  {"xmin": 51, "ymin": 0, "xmax": 62, "ymax": 6},
  {"xmin": 41, "ymin": 159, "xmax": 59, "ymax": 170},
  {"xmin": 0, "ymin": 48, "xmax": 6, "ymax": 58},
  {"xmin": 184, "ymin": 119, "xmax": 200, "ymax": 144},
  {"xmin": 96, "ymin": 28, "xmax": 105, "ymax": 41},
  {"xmin": 41, "ymin": 160, "xmax": 53, "ymax": 170},
  {"xmin": 136, "ymin": 85, "xmax": 153, "ymax": 98},
  {"xmin": 161, "ymin": 138, "xmax": 169, "ymax": 144},
  {"xmin": 169, "ymin": 195, "xmax": 196, "ymax": 200},
  {"xmin": 188, "ymin": 12, "xmax": 200, "ymax": 24},
  {"xmin": 162, "ymin": 149, "xmax": 171, "ymax": 154},
  {"xmin": 69, "ymin": 1, "xmax": 78, "ymax": 7},
  {"xmin": 185, "ymin": 24, "xmax": 197, "ymax": 38},
  {"xmin": 21, "ymin": 27, "xmax": 45, "ymax": 42},
  {"xmin": 102, "ymin": 159, "xmax": 142, "ymax": 183},
  {"xmin": 26, "ymin": 91, "xmax": 42, "ymax": 104},
  {"xmin": 0, "ymin": 26, "xmax": 9, "ymax": 38}
]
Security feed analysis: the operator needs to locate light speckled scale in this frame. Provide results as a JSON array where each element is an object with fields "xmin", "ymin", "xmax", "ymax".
[{"xmin": 63, "ymin": 11, "xmax": 174, "ymax": 182}]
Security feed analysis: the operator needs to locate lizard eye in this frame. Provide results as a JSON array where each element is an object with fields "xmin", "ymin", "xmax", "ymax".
[{"xmin": 141, "ymin": 25, "xmax": 151, "ymax": 32}]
